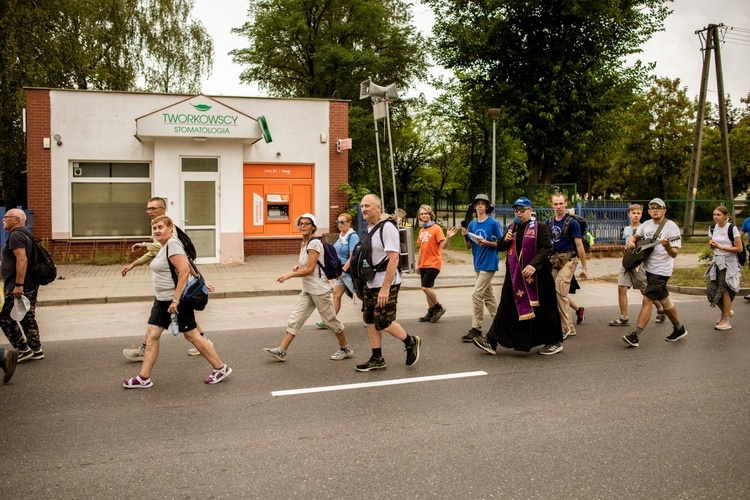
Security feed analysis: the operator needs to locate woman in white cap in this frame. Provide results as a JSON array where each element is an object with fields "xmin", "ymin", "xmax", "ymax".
[{"xmin": 264, "ymin": 213, "xmax": 353, "ymax": 362}]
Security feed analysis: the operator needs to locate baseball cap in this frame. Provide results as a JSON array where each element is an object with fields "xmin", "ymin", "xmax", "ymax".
[
  {"xmin": 11, "ymin": 296, "xmax": 30, "ymax": 321},
  {"xmin": 648, "ymin": 198, "xmax": 666, "ymax": 208},
  {"xmin": 512, "ymin": 196, "xmax": 532, "ymax": 208}
]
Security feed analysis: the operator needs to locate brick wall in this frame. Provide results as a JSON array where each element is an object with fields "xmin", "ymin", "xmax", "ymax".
[
  {"xmin": 245, "ymin": 237, "xmax": 303, "ymax": 255},
  {"xmin": 25, "ymin": 89, "xmax": 52, "ymax": 239},
  {"xmin": 328, "ymin": 101, "xmax": 349, "ymax": 228}
]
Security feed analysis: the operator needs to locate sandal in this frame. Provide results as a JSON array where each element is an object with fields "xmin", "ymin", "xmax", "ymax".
[
  {"xmin": 609, "ymin": 317, "xmax": 629, "ymax": 326},
  {"xmin": 123, "ymin": 375, "xmax": 153, "ymax": 389}
]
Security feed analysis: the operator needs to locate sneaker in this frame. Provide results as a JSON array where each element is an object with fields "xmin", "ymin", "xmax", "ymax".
[
  {"xmin": 123, "ymin": 345, "xmax": 145, "ymax": 362},
  {"xmin": 30, "ymin": 349, "xmax": 44, "ymax": 360},
  {"xmin": 188, "ymin": 337, "xmax": 213, "ymax": 356},
  {"xmin": 204, "ymin": 365, "xmax": 232, "ymax": 384},
  {"xmin": 665, "ymin": 325, "xmax": 687, "ymax": 342},
  {"xmin": 744, "ymin": 294, "xmax": 750, "ymax": 302},
  {"xmin": 17, "ymin": 348, "xmax": 34, "ymax": 363},
  {"xmin": 123, "ymin": 375, "xmax": 153, "ymax": 389},
  {"xmin": 430, "ymin": 305, "xmax": 446, "ymax": 323},
  {"xmin": 538, "ymin": 342, "xmax": 564, "ymax": 355},
  {"xmin": 418, "ymin": 308, "xmax": 434, "ymax": 322},
  {"xmin": 472, "ymin": 335, "xmax": 496, "ymax": 355},
  {"xmin": 405, "ymin": 336, "xmax": 421, "ymax": 366},
  {"xmin": 315, "ymin": 320, "xmax": 327, "ymax": 329},
  {"xmin": 355, "ymin": 356, "xmax": 387, "ymax": 372},
  {"xmin": 564, "ymin": 329, "xmax": 576, "ymax": 337},
  {"xmin": 461, "ymin": 328, "xmax": 482, "ymax": 343},
  {"xmin": 609, "ymin": 317, "xmax": 630, "ymax": 327},
  {"xmin": 330, "ymin": 345, "xmax": 354, "ymax": 360},
  {"xmin": 654, "ymin": 311, "xmax": 666, "ymax": 323},
  {"xmin": 263, "ymin": 347, "xmax": 287, "ymax": 362},
  {"xmin": 622, "ymin": 332, "xmax": 639, "ymax": 347},
  {"xmin": 561, "ymin": 330, "xmax": 569, "ymax": 340},
  {"xmin": 576, "ymin": 307, "xmax": 585, "ymax": 324},
  {"xmin": 2, "ymin": 349, "xmax": 19, "ymax": 384}
]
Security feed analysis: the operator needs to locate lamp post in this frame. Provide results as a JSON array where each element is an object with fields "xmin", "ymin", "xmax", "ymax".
[
  {"xmin": 360, "ymin": 79, "xmax": 400, "ymax": 216},
  {"xmin": 488, "ymin": 108, "xmax": 502, "ymax": 209}
]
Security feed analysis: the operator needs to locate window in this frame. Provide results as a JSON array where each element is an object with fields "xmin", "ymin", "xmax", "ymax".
[{"xmin": 71, "ymin": 162, "xmax": 151, "ymax": 238}]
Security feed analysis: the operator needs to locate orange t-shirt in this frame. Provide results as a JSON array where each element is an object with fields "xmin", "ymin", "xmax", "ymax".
[{"xmin": 418, "ymin": 224, "xmax": 446, "ymax": 270}]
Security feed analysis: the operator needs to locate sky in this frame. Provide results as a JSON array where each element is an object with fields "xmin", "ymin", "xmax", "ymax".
[{"xmin": 193, "ymin": 0, "xmax": 750, "ymax": 105}]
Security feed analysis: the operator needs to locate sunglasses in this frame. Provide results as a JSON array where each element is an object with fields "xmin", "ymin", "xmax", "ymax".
[
  {"xmin": 513, "ymin": 207, "xmax": 530, "ymax": 213},
  {"xmin": 336, "ymin": 220, "xmax": 348, "ymax": 225}
]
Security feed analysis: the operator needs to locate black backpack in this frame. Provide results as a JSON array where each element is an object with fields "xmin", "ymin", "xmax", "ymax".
[
  {"xmin": 174, "ymin": 226, "xmax": 197, "ymax": 260},
  {"xmin": 710, "ymin": 223, "xmax": 747, "ymax": 267},
  {"xmin": 350, "ymin": 219, "xmax": 399, "ymax": 283},
  {"xmin": 14, "ymin": 227, "xmax": 57, "ymax": 286},
  {"xmin": 546, "ymin": 214, "xmax": 592, "ymax": 254},
  {"xmin": 306, "ymin": 237, "xmax": 343, "ymax": 280}
]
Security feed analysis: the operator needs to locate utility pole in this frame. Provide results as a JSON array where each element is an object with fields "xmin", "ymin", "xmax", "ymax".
[{"xmin": 683, "ymin": 24, "xmax": 732, "ymax": 236}]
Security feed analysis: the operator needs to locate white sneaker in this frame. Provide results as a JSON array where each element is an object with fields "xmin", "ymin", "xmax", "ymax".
[
  {"xmin": 188, "ymin": 337, "xmax": 213, "ymax": 356},
  {"xmin": 330, "ymin": 346, "xmax": 354, "ymax": 360},
  {"xmin": 123, "ymin": 345, "xmax": 145, "ymax": 362}
]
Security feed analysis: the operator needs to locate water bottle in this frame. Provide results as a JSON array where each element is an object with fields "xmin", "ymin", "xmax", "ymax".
[
  {"xmin": 362, "ymin": 259, "xmax": 370, "ymax": 270},
  {"xmin": 171, "ymin": 313, "xmax": 180, "ymax": 336}
]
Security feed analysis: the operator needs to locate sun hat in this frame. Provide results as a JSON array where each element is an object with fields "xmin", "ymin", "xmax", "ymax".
[
  {"xmin": 294, "ymin": 213, "xmax": 317, "ymax": 228},
  {"xmin": 11, "ymin": 295, "xmax": 31, "ymax": 322},
  {"xmin": 472, "ymin": 194, "xmax": 494, "ymax": 213},
  {"xmin": 512, "ymin": 196, "xmax": 533, "ymax": 208}
]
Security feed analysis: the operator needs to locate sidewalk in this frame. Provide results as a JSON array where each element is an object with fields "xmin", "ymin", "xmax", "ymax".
[{"xmin": 37, "ymin": 250, "xmax": 708, "ymax": 307}]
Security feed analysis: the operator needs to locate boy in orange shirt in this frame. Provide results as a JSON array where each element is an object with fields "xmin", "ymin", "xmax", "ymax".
[{"xmin": 416, "ymin": 205, "xmax": 459, "ymax": 322}]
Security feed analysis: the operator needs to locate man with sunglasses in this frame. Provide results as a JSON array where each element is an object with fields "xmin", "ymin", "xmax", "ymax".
[
  {"xmin": 472, "ymin": 197, "xmax": 564, "ymax": 356},
  {"xmin": 1, "ymin": 209, "xmax": 44, "ymax": 362}
]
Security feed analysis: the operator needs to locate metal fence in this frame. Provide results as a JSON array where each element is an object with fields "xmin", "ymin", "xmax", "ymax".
[{"xmin": 396, "ymin": 191, "xmax": 745, "ymax": 246}]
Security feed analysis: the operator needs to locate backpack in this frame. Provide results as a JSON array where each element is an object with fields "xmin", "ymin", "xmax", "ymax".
[
  {"xmin": 546, "ymin": 214, "xmax": 593, "ymax": 254},
  {"xmin": 307, "ymin": 237, "xmax": 342, "ymax": 280},
  {"xmin": 350, "ymin": 219, "xmax": 399, "ymax": 283},
  {"xmin": 14, "ymin": 227, "xmax": 57, "ymax": 286},
  {"xmin": 711, "ymin": 223, "xmax": 747, "ymax": 267},
  {"xmin": 174, "ymin": 226, "xmax": 197, "ymax": 260}
]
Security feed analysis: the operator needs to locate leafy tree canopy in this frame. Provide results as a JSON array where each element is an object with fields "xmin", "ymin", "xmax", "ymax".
[
  {"xmin": 424, "ymin": 0, "xmax": 671, "ymax": 185},
  {"xmin": 230, "ymin": 0, "xmax": 428, "ymax": 100}
]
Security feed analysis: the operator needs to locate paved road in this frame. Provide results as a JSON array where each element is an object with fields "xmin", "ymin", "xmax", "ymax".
[{"xmin": 2, "ymin": 287, "xmax": 749, "ymax": 498}]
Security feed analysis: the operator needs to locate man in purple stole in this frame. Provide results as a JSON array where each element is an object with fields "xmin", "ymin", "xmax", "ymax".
[{"xmin": 473, "ymin": 197, "xmax": 564, "ymax": 355}]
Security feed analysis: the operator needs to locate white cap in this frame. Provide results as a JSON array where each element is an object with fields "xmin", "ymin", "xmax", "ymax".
[
  {"xmin": 648, "ymin": 198, "xmax": 666, "ymax": 208},
  {"xmin": 11, "ymin": 296, "xmax": 31, "ymax": 321}
]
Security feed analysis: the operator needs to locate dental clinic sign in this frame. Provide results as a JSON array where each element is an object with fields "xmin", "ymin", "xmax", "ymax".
[{"xmin": 136, "ymin": 94, "xmax": 260, "ymax": 141}]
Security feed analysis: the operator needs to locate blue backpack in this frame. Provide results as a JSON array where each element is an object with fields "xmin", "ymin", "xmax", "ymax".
[{"xmin": 307, "ymin": 237, "xmax": 343, "ymax": 279}]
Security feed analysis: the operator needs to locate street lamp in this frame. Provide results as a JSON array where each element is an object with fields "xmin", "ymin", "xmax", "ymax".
[
  {"xmin": 488, "ymin": 108, "xmax": 502, "ymax": 209},
  {"xmin": 360, "ymin": 79, "xmax": 400, "ymax": 217}
]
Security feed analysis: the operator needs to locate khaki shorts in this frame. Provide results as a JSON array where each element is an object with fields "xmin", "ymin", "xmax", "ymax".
[{"xmin": 618, "ymin": 265, "xmax": 647, "ymax": 290}]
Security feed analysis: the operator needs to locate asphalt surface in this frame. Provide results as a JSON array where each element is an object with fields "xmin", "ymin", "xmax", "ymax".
[{"xmin": 2, "ymin": 284, "xmax": 749, "ymax": 498}]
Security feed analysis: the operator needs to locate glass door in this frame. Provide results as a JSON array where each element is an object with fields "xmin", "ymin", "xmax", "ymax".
[{"xmin": 182, "ymin": 158, "xmax": 219, "ymax": 263}]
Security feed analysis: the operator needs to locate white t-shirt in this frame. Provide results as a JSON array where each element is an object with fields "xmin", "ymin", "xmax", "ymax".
[
  {"xmin": 710, "ymin": 223, "xmax": 740, "ymax": 257},
  {"xmin": 636, "ymin": 219, "xmax": 681, "ymax": 276},
  {"xmin": 150, "ymin": 238, "xmax": 186, "ymax": 301},
  {"xmin": 367, "ymin": 221, "xmax": 402, "ymax": 289},
  {"xmin": 300, "ymin": 238, "xmax": 331, "ymax": 295}
]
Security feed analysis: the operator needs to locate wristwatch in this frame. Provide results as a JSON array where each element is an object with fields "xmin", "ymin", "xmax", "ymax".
[{"xmin": 14, "ymin": 283, "xmax": 23, "ymax": 287}]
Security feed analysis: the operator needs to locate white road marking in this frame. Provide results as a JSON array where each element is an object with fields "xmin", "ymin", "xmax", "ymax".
[{"xmin": 271, "ymin": 370, "xmax": 488, "ymax": 397}]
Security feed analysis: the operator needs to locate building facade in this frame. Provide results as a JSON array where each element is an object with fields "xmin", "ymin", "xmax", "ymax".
[{"xmin": 25, "ymin": 89, "xmax": 349, "ymax": 263}]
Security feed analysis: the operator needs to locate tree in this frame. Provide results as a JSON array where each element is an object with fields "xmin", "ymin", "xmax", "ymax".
[
  {"xmin": 138, "ymin": 0, "xmax": 214, "ymax": 93},
  {"xmin": 425, "ymin": 0, "xmax": 671, "ymax": 186},
  {"xmin": 607, "ymin": 78, "xmax": 694, "ymax": 201},
  {"xmin": 230, "ymin": 0, "xmax": 427, "ymax": 100}
]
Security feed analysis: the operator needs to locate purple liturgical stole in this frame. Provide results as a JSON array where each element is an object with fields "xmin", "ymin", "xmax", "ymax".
[{"xmin": 506, "ymin": 219, "xmax": 540, "ymax": 320}]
